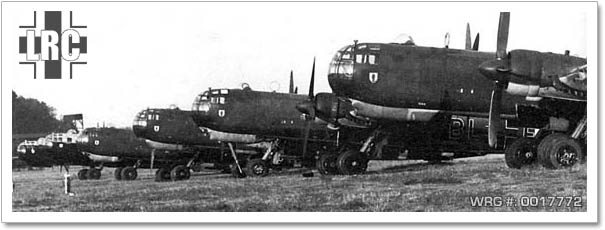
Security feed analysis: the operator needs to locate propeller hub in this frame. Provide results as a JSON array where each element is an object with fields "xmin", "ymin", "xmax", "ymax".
[
  {"xmin": 296, "ymin": 101, "xmax": 316, "ymax": 118},
  {"xmin": 479, "ymin": 59, "xmax": 510, "ymax": 82}
]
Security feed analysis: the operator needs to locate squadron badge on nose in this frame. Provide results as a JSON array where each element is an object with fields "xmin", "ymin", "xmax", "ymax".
[{"xmin": 369, "ymin": 72, "xmax": 378, "ymax": 83}]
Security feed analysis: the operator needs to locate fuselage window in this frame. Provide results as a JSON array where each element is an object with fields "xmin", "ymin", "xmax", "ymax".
[
  {"xmin": 355, "ymin": 54, "xmax": 364, "ymax": 64},
  {"xmin": 354, "ymin": 54, "xmax": 377, "ymax": 65},
  {"xmin": 368, "ymin": 55, "xmax": 377, "ymax": 65}
]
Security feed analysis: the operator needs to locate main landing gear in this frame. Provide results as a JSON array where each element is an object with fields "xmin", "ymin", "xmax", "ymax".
[
  {"xmin": 317, "ymin": 149, "xmax": 369, "ymax": 176},
  {"xmin": 227, "ymin": 142, "xmax": 271, "ymax": 178},
  {"xmin": 77, "ymin": 165, "xmax": 103, "ymax": 180},
  {"xmin": 504, "ymin": 116, "xmax": 586, "ymax": 169},
  {"xmin": 315, "ymin": 129, "xmax": 385, "ymax": 176},
  {"xmin": 317, "ymin": 131, "xmax": 377, "ymax": 176},
  {"xmin": 114, "ymin": 161, "xmax": 141, "ymax": 181},
  {"xmin": 154, "ymin": 157, "xmax": 200, "ymax": 182}
]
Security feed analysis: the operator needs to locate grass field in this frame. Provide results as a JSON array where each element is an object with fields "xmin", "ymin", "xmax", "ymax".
[{"xmin": 11, "ymin": 154, "xmax": 587, "ymax": 212}]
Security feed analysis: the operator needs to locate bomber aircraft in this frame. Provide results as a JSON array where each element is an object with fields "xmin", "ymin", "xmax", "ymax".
[
  {"xmin": 295, "ymin": 12, "xmax": 585, "ymax": 170},
  {"xmin": 190, "ymin": 62, "xmax": 519, "ymax": 176},
  {"xmin": 16, "ymin": 115, "xmax": 216, "ymax": 181},
  {"xmin": 132, "ymin": 106, "xmax": 268, "ymax": 179}
]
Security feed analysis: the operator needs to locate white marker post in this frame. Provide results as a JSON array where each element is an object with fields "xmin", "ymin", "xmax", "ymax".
[{"xmin": 63, "ymin": 174, "xmax": 74, "ymax": 196}]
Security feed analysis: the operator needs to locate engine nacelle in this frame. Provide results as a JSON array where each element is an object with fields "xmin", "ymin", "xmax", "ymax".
[
  {"xmin": 315, "ymin": 93, "xmax": 354, "ymax": 121},
  {"xmin": 508, "ymin": 49, "xmax": 587, "ymax": 86}
]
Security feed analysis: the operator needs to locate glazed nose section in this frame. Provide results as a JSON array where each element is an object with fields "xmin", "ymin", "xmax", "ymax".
[
  {"xmin": 132, "ymin": 110, "xmax": 149, "ymax": 137},
  {"xmin": 328, "ymin": 62, "xmax": 354, "ymax": 96},
  {"xmin": 191, "ymin": 91, "xmax": 213, "ymax": 126},
  {"xmin": 75, "ymin": 133, "xmax": 89, "ymax": 144},
  {"xmin": 191, "ymin": 102, "xmax": 213, "ymax": 125}
]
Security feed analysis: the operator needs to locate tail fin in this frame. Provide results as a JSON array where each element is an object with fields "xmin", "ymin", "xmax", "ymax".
[
  {"xmin": 465, "ymin": 23, "xmax": 471, "ymax": 50},
  {"xmin": 289, "ymin": 70, "xmax": 295, "ymax": 94}
]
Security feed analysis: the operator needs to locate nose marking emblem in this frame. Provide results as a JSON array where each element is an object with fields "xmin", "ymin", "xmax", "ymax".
[
  {"xmin": 369, "ymin": 72, "xmax": 378, "ymax": 83},
  {"xmin": 218, "ymin": 109, "xmax": 225, "ymax": 117},
  {"xmin": 94, "ymin": 140, "xmax": 99, "ymax": 146},
  {"xmin": 154, "ymin": 125, "xmax": 160, "ymax": 132}
]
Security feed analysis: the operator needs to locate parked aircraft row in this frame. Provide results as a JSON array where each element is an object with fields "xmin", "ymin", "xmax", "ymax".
[{"xmin": 15, "ymin": 13, "xmax": 586, "ymax": 182}]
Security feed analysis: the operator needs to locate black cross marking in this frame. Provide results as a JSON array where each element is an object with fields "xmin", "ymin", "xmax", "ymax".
[{"xmin": 18, "ymin": 11, "xmax": 87, "ymax": 79}]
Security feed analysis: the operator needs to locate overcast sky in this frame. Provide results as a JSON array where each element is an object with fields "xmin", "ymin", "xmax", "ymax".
[{"xmin": 3, "ymin": 2, "xmax": 593, "ymax": 128}]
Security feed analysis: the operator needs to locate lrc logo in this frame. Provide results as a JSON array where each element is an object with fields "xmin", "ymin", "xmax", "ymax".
[{"xmin": 18, "ymin": 11, "xmax": 87, "ymax": 79}]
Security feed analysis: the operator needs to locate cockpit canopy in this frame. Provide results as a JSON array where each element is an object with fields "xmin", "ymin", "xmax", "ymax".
[
  {"xmin": 133, "ymin": 110, "xmax": 150, "ymax": 127},
  {"xmin": 192, "ymin": 89, "xmax": 229, "ymax": 112},
  {"xmin": 328, "ymin": 45, "xmax": 355, "ymax": 78},
  {"xmin": 328, "ymin": 42, "xmax": 382, "ymax": 79}
]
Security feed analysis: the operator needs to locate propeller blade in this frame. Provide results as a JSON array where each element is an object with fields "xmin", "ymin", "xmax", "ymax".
[
  {"xmin": 296, "ymin": 57, "xmax": 318, "ymax": 119},
  {"xmin": 488, "ymin": 83, "xmax": 505, "ymax": 148},
  {"xmin": 472, "ymin": 33, "xmax": 480, "ymax": 51},
  {"xmin": 496, "ymin": 12, "xmax": 510, "ymax": 60},
  {"xmin": 308, "ymin": 57, "xmax": 315, "ymax": 99},
  {"xmin": 301, "ymin": 121, "xmax": 311, "ymax": 161},
  {"xmin": 289, "ymin": 70, "xmax": 294, "ymax": 94},
  {"xmin": 465, "ymin": 23, "xmax": 471, "ymax": 50}
]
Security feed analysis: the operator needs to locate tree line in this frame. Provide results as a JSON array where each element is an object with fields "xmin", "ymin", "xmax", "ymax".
[{"xmin": 12, "ymin": 91, "xmax": 72, "ymax": 134}]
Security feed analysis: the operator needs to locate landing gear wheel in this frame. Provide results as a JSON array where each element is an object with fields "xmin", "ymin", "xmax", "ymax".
[
  {"xmin": 78, "ymin": 169, "xmax": 89, "ymax": 180},
  {"xmin": 114, "ymin": 167, "xmax": 124, "ymax": 180},
  {"xmin": 538, "ymin": 133, "xmax": 583, "ymax": 169},
  {"xmin": 87, "ymin": 168, "xmax": 101, "ymax": 180},
  {"xmin": 230, "ymin": 163, "xmax": 246, "ymax": 178},
  {"xmin": 155, "ymin": 168, "xmax": 171, "ymax": 182},
  {"xmin": 244, "ymin": 159, "xmax": 269, "ymax": 177},
  {"xmin": 317, "ymin": 154, "xmax": 339, "ymax": 175},
  {"xmin": 505, "ymin": 138, "xmax": 537, "ymax": 169},
  {"xmin": 170, "ymin": 165, "xmax": 191, "ymax": 181},
  {"xmin": 336, "ymin": 150, "xmax": 368, "ymax": 175},
  {"xmin": 120, "ymin": 166, "xmax": 138, "ymax": 180},
  {"xmin": 190, "ymin": 162, "xmax": 203, "ymax": 172}
]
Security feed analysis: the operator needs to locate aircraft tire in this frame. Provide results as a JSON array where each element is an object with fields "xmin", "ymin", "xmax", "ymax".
[
  {"xmin": 190, "ymin": 162, "xmax": 203, "ymax": 172},
  {"xmin": 336, "ymin": 150, "xmax": 368, "ymax": 175},
  {"xmin": 78, "ymin": 169, "xmax": 89, "ymax": 180},
  {"xmin": 244, "ymin": 159, "xmax": 269, "ymax": 177},
  {"xmin": 230, "ymin": 163, "xmax": 247, "ymax": 178},
  {"xmin": 155, "ymin": 168, "xmax": 171, "ymax": 182},
  {"xmin": 114, "ymin": 167, "xmax": 124, "ymax": 180},
  {"xmin": 170, "ymin": 165, "xmax": 190, "ymax": 181},
  {"xmin": 504, "ymin": 138, "xmax": 537, "ymax": 169},
  {"xmin": 87, "ymin": 168, "xmax": 102, "ymax": 180},
  {"xmin": 537, "ymin": 133, "xmax": 583, "ymax": 169},
  {"xmin": 316, "ymin": 154, "xmax": 339, "ymax": 175},
  {"xmin": 121, "ymin": 166, "xmax": 138, "ymax": 180}
]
